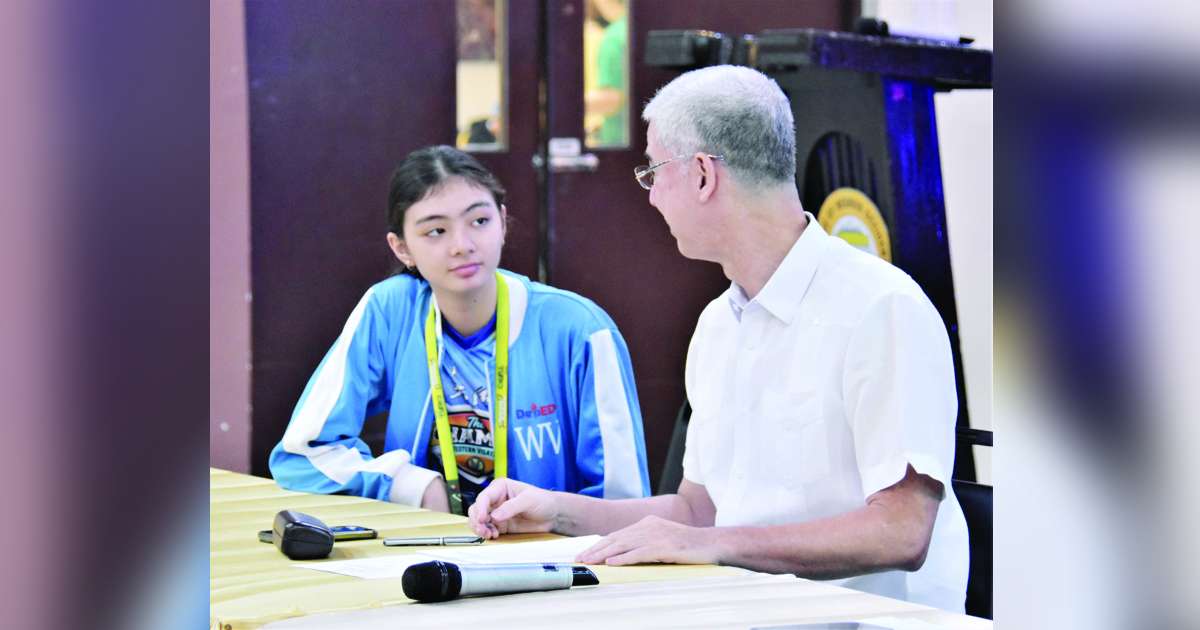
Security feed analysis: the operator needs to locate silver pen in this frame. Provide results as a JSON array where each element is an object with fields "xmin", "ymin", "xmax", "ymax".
[{"xmin": 383, "ymin": 535, "xmax": 484, "ymax": 546}]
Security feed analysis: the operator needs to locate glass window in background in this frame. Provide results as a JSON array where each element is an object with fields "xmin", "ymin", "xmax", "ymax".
[
  {"xmin": 456, "ymin": 0, "xmax": 507, "ymax": 150},
  {"xmin": 584, "ymin": 0, "xmax": 629, "ymax": 148}
]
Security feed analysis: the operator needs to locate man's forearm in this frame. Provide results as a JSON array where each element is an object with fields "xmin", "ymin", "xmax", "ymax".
[
  {"xmin": 711, "ymin": 478, "xmax": 938, "ymax": 578},
  {"xmin": 553, "ymin": 492, "xmax": 699, "ymax": 537},
  {"xmin": 710, "ymin": 509, "xmax": 910, "ymax": 577}
]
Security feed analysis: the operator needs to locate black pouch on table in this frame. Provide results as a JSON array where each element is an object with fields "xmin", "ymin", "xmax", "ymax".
[{"xmin": 272, "ymin": 509, "xmax": 334, "ymax": 560}]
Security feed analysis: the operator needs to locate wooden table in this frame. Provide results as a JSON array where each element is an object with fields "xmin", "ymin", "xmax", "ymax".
[{"xmin": 210, "ymin": 468, "xmax": 991, "ymax": 629}]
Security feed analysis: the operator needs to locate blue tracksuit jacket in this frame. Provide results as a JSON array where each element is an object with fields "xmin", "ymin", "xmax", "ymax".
[{"xmin": 269, "ymin": 270, "xmax": 651, "ymax": 505}]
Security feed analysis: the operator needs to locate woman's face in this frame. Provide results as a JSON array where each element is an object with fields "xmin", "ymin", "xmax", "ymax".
[{"xmin": 391, "ymin": 177, "xmax": 506, "ymax": 295}]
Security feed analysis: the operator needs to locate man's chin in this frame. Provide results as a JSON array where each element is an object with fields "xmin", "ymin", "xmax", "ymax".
[{"xmin": 674, "ymin": 239, "xmax": 710, "ymax": 263}]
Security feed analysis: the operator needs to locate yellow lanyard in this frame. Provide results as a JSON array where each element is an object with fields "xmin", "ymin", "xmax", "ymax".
[{"xmin": 424, "ymin": 271, "xmax": 510, "ymax": 515}]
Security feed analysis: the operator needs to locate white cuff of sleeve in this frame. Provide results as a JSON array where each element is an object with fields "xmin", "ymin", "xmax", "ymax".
[{"xmin": 388, "ymin": 464, "xmax": 443, "ymax": 506}]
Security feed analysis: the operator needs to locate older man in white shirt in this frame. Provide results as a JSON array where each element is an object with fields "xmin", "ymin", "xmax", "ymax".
[{"xmin": 468, "ymin": 65, "xmax": 968, "ymax": 613}]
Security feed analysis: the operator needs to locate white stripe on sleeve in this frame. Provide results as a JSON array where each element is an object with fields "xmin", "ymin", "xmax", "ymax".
[
  {"xmin": 280, "ymin": 288, "xmax": 411, "ymax": 485},
  {"xmin": 589, "ymin": 328, "xmax": 642, "ymax": 498}
]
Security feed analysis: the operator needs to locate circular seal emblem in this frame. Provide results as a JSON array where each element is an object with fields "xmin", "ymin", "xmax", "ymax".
[{"xmin": 817, "ymin": 188, "xmax": 892, "ymax": 262}]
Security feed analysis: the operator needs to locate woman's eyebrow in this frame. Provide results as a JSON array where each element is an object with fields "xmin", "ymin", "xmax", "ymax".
[
  {"xmin": 459, "ymin": 201, "xmax": 493, "ymax": 215},
  {"xmin": 413, "ymin": 201, "xmax": 493, "ymax": 225}
]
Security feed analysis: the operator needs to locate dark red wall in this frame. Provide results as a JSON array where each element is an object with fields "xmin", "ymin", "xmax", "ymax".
[{"xmin": 245, "ymin": 1, "xmax": 458, "ymax": 475}]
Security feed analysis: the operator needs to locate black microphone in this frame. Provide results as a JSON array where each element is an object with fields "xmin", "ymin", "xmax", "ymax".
[{"xmin": 402, "ymin": 560, "xmax": 600, "ymax": 603}]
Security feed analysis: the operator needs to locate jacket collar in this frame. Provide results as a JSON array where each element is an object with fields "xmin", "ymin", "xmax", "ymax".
[{"xmin": 498, "ymin": 270, "xmax": 528, "ymax": 346}]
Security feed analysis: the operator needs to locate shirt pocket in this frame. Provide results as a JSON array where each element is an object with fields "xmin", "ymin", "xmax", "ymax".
[{"xmin": 762, "ymin": 395, "xmax": 831, "ymax": 488}]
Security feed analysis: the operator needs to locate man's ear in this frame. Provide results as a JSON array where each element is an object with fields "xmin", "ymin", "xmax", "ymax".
[
  {"xmin": 696, "ymin": 153, "xmax": 718, "ymax": 202},
  {"xmin": 386, "ymin": 232, "xmax": 414, "ymax": 268}
]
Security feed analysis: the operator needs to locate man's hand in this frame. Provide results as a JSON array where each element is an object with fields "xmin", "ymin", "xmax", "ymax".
[
  {"xmin": 419, "ymin": 477, "xmax": 450, "ymax": 513},
  {"xmin": 467, "ymin": 478, "xmax": 560, "ymax": 539},
  {"xmin": 575, "ymin": 515, "xmax": 721, "ymax": 566}
]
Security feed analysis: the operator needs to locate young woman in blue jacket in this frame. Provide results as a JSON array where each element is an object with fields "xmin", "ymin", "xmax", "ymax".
[{"xmin": 269, "ymin": 145, "xmax": 650, "ymax": 514}]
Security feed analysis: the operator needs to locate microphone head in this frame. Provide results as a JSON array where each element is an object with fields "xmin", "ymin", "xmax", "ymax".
[
  {"xmin": 571, "ymin": 565, "xmax": 599, "ymax": 587},
  {"xmin": 402, "ymin": 560, "xmax": 462, "ymax": 603}
]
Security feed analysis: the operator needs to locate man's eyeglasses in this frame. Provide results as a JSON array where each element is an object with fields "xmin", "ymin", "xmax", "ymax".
[{"xmin": 634, "ymin": 154, "xmax": 724, "ymax": 190}]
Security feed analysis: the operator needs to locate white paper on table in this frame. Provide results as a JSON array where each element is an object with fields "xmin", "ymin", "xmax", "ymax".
[
  {"xmin": 292, "ymin": 554, "xmax": 434, "ymax": 579},
  {"xmin": 420, "ymin": 535, "xmax": 603, "ymax": 565},
  {"xmin": 290, "ymin": 536, "xmax": 604, "ymax": 580}
]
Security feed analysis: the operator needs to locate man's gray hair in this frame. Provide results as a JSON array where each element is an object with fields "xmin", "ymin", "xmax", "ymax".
[{"xmin": 642, "ymin": 65, "xmax": 796, "ymax": 188}]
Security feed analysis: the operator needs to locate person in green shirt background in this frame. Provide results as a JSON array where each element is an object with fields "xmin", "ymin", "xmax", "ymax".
[{"xmin": 585, "ymin": 0, "xmax": 628, "ymax": 146}]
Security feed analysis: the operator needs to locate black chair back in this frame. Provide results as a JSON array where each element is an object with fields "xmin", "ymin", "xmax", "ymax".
[
  {"xmin": 953, "ymin": 478, "xmax": 993, "ymax": 619},
  {"xmin": 656, "ymin": 401, "xmax": 691, "ymax": 496}
]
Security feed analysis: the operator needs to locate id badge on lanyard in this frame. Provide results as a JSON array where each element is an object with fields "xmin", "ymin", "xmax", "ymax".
[{"xmin": 424, "ymin": 272, "xmax": 510, "ymax": 516}]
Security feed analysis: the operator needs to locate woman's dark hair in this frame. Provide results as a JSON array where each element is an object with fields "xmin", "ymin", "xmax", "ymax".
[
  {"xmin": 386, "ymin": 145, "xmax": 507, "ymax": 277},
  {"xmin": 387, "ymin": 145, "xmax": 506, "ymax": 235}
]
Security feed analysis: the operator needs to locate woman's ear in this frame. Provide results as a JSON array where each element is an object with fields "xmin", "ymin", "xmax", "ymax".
[
  {"xmin": 386, "ymin": 232, "xmax": 414, "ymax": 268},
  {"xmin": 499, "ymin": 204, "xmax": 509, "ymax": 240}
]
